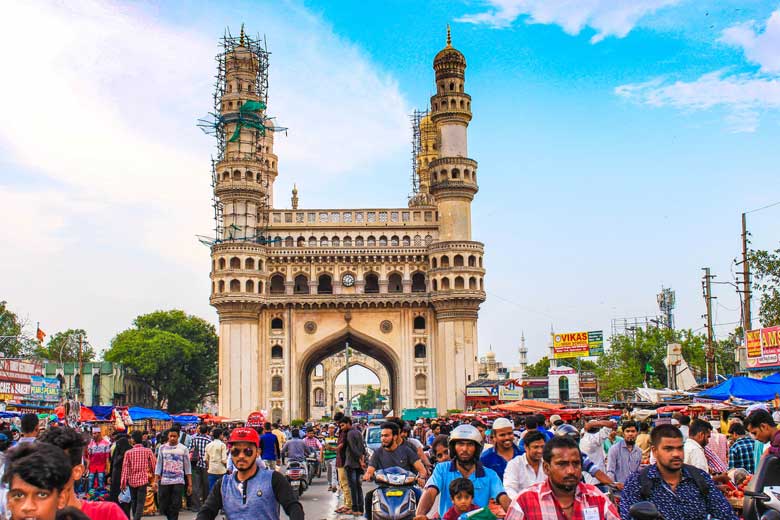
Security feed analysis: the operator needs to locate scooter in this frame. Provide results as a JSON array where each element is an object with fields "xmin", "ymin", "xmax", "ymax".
[
  {"xmin": 285, "ymin": 460, "xmax": 308, "ymax": 496},
  {"xmin": 305, "ymin": 452, "xmax": 320, "ymax": 485},
  {"xmin": 744, "ymin": 454, "xmax": 780, "ymax": 520},
  {"xmin": 370, "ymin": 466, "xmax": 418, "ymax": 520}
]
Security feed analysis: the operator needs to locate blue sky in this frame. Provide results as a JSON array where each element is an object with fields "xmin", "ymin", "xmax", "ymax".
[{"xmin": 1, "ymin": 1, "xmax": 779, "ymax": 381}]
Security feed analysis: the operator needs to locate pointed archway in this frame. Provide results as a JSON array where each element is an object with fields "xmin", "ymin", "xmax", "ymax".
[{"xmin": 298, "ymin": 327, "xmax": 400, "ymax": 420}]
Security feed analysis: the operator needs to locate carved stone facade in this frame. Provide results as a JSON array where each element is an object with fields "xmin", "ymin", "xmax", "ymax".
[{"xmin": 209, "ymin": 29, "xmax": 486, "ymax": 422}]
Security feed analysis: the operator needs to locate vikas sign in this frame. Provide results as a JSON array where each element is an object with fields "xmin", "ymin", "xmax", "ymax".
[{"xmin": 553, "ymin": 331, "xmax": 604, "ymax": 359}]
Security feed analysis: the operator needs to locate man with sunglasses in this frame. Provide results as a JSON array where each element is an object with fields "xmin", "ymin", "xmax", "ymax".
[{"xmin": 196, "ymin": 427, "xmax": 303, "ymax": 520}]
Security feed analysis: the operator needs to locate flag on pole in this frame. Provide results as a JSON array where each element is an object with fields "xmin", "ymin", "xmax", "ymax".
[
  {"xmin": 36, "ymin": 324, "xmax": 46, "ymax": 343},
  {"xmin": 645, "ymin": 363, "xmax": 655, "ymax": 374}
]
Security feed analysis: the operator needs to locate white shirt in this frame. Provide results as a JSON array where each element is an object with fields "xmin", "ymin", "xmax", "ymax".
[
  {"xmin": 504, "ymin": 453, "xmax": 546, "ymax": 501},
  {"xmin": 773, "ymin": 410, "xmax": 780, "ymax": 424},
  {"xmin": 580, "ymin": 427, "xmax": 610, "ymax": 468},
  {"xmin": 683, "ymin": 438, "xmax": 708, "ymax": 472}
]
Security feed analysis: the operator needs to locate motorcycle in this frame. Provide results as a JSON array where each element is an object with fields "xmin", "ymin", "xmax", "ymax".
[
  {"xmin": 305, "ymin": 452, "xmax": 321, "ymax": 484},
  {"xmin": 370, "ymin": 466, "xmax": 418, "ymax": 520},
  {"xmin": 744, "ymin": 454, "xmax": 780, "ymax": 520},
  {"xmin": 285, "ymin": 460, "xmax": 308, "ymax": 496}
]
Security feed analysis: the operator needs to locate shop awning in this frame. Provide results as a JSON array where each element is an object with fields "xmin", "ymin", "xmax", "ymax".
[{"xmin": 128, "ymin": 407, "xmax": 172, "ymax": 421}]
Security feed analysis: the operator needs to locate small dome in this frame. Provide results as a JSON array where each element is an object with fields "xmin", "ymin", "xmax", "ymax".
[
  {"xmin": 434, "ymin": 25, "xmax": 466, "ymax": 68},
  {"xmin": 486, "ymin": 350, "xmax": 496, "ymax": 359}
]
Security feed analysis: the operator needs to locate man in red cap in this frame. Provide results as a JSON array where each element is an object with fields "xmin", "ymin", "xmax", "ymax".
[{"xmin": 196, "ymin": 427, "xmax": 303, "ymax": 520}]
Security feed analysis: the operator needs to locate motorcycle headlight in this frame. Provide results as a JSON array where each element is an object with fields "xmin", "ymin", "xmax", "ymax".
[
  {"xmin": 375, "ymin": 473, "xmax": 387, "ymax": 484},
  {"xmin": 404, "ymin": 475, "xmax": 417, "ymax": 485}
]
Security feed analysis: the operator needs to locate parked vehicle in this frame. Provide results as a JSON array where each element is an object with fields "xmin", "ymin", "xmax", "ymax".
[{"xmin": 744, "ymin": 454, "xmax": 780, "ymax": 520}]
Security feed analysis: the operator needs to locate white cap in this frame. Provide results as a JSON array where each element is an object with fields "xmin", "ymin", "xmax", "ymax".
[
  {"xmin": 746, "ymin": 403, "xmax": 769, "ymax": 417},
  {"xmin": 492, "ymin": 418, "xmax": 514, "ymax": 430},
  {"xmin": 550, "ymin": 414, "xmax": 562, "ymax": 424},
  {"xmin": 671, "ymin": 418, "xmax": 680, "ymax": 426}
]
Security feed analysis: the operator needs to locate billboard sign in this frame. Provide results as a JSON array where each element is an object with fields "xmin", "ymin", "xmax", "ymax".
[
  {"xmin": 30, "ymin": 376, "xmax": 61, "ymax": 402},
  {"xmin": 553, "ymin": 331, "xmax": 604, "ymax": 358},
  {"xmin": 746, "ymin": 326, "xmax": 780, "ymax": 370},
  {"xmin": 746, "ymin": 329, "xmax": 762, "ymax": 358}
]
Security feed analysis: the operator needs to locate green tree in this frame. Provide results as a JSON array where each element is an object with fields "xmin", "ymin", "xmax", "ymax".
[
  {"xmin": 105, "ymin": 310, "xmax": 218, "ymax": 412},
  {"xmin": 525, "ymin": 356, "xmax": 597, "ymax": 377},
  {"xmin": 356, "ymin": 385, "xmax": 381, "ymax": 412},
  {"xmin": 35, "ymin": 329, "xmax": 95, "ymax": 362},
  {"xmin": 749, "ymin": 245, "xmax": 780, "ymax": 326},
  {"xmin": 0, "ymin": 301, "xmax": 37, "ymax": 357}
]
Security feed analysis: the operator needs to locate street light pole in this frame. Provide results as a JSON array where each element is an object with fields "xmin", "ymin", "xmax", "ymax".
[{"xmin": 345, "ymin": 340, "xmax": 351, "ymax": 417}]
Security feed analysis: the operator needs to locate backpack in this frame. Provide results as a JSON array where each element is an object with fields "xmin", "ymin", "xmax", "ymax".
[{"xmin": 638, "ymin": 464, "xmax": 709, "ymax": 500}]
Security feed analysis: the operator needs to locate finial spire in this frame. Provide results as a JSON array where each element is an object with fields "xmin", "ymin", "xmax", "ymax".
[
  {"xmin": 240, "ymin": 24, "xmax": 245, "ymax": 46},
  {"xmin": 446, "ymin": 24, "xmax": 452, "ymax": 47},
  {"xmin": 291, "ymin": 183, "xmax": 299, "ymax": 210}
]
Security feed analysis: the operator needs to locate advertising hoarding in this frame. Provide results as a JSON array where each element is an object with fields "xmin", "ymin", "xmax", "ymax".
[
  {"xmin": 29, "ymin": 376, "xmax": 61, "ymax": 402},
  {"xmin": 553, "ymin": 331, "xmax": 604, "ymax": 358},
  {"xmin": 746, "ymin": 326, "xmax": 780, "ymax": 370}
]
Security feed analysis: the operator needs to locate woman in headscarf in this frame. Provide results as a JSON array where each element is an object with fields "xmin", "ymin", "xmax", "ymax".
[{"xmin": 109, "ymin": 430, "xmax": 132, "ymax": 513}]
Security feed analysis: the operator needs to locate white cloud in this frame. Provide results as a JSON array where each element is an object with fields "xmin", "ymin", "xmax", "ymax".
[
  {"xmin": 0, "ymin": 0, "xmax": 410, "ymax": 348},
  {"xmin": 615, "ymin": 70, "xmax": 780, "ymax": 132},
  {"xmin": 721, "ymin": 9, "xmax": 780, "ymax": 73},
  {"xmin": 457, "ymin": 0, "xmax": 679, "ymax": 43}
]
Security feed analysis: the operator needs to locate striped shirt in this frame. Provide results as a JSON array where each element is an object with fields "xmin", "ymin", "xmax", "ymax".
[{"xmin": 189, "ymin": 434, "xmax": 211, "ymax": 469}]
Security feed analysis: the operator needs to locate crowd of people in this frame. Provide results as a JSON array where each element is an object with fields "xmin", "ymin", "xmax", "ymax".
[{"xmin": 0, "ymin": 405, "xmax": 778, "ymax": 520}]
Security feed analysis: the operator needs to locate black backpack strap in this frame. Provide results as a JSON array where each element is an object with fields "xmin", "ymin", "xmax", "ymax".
[
  {"xmin": 683, "ymin": 465, "xmax": 710, "ymax": 497},
  {"xmin": 638, "ymin": 466, "xmax": 653, "ymax": 499}
]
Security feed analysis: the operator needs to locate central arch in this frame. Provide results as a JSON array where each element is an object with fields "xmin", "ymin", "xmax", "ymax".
[{"xmin": 298, "ymin": 327, "xmax": 400, "ymax": 420}]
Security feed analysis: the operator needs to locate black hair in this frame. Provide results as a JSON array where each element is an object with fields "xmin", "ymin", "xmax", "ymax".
[
  {"xmin": 56, "ymin": 507, "xmax": 92, "ymax": 520},
  {"xmin": 650, "ymin": 424, "xmax": 683, "ymax": 446},
  {"xmin": 2, "ymin": 443, "xmax": 71, "ymax": 491},
  {"xmin": 380, "ymin": 422, "xmax": 400, "ymax": 436},
  {"xmin": 339, "ymin": 416, "xmax": 352, "ymax": 425},
  {"xmin": 689, "ymin": 419, "xmax": 713, "ymax": 437},
  {"xmin": 131, "ymin": 431, "xmax": 144, "ymax": 444},
  {"xmin": 20, "ymin": 413, "xmax": 39, "ymax": 434},
  {"xmin": 542, "ymin": 436, "xmax": 579, "ymax": 463},
  {"xmin": 525, "ymin": 415, "xmax": 538, "ymax": 429},
  {"xmin": 291, "ymin": 428, "xmax": 300, "ymax": 438},
  {"xmin": 523, "ymin": 430, "xmax": 545, "ymax": 447},
  {"xmin": 199, "ymin": 424, "xmax": 210, "ymax": 434},
  {"xmin": 728, "ymin": 423, "xmax": 747, "ymax": 436},
  {"xmin": 621, "ymin": 421, "xmax": 638, "ymax": 432},
  {"xmin": 679, "ymin": 415, "xmax": 691, "ymax": 426},
  {"xmin": 333, "ymin": 412, "xmax": 344, "ymax": 422},
  {"xmin": 746, "ymin": 410, "xmax": 776, "ymax": 429},
  {"xmin": 449, "ymin": 477, "xmax": 474, "ymax": 499},
  {"xmin": 38, "ymin": 426, "xmax": 86, "ymax": 470},
  {"xmin": 213, "ymin": 428, "xmax": 224, "ymax": 438},
  {"xmin": 166, "ymin": 428, "xmax": 180, "ymax": 438},
  {"xmin": 264, "ymin": 422, "xmax": 272, "ymax": 431},
  {"xmin": 431, "ymin": 434, "xmax": 449, "ymax": 452},
  {"xmin": 639, "ymin": 422, "xmax": 650, "ymax": 432},
  {"xmin": 470, "ymin": 420, "xmax": 486, "ymax": 429},
  {"xmin": 535, "ymin": 414, "xmax": 546, "ymax": 424}
]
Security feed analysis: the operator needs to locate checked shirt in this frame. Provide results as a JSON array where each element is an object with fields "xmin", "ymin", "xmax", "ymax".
[
  {"xmin": 506, "ymin": 479, "xmax": 620, "ymax": 520},
  {"xmin": 120, "ymin": 444, "xmax": 157, "ymax": 488}
]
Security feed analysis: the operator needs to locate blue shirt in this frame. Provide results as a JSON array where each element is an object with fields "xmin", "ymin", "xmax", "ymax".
[
  {"xmin": 619, "ymin": 464, "xmax": 737, "ymax": 520},
  {"xmin": 480, "ymin": 445, "xmax": 522, "ymax": 480},
  {"xmin": 260, "ymin": 432, "xmax": 279, "ymax": 461},
  {"xmin": 425, "ymin": 461, "xmax": 506, "ymax": 518}
]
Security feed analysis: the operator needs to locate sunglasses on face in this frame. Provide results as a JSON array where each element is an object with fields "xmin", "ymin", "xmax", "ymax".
[{"xmin": 231, "ymin": 447, "xmax": 255, "ymax": 457}]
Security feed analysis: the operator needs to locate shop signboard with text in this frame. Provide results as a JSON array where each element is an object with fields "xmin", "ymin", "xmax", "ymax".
[
  {"xmin": 746, "ymin": 326, "xmax": 780, "ymax": 370},
  {"xmin": 553, "ymin": 331, "xmax": 604, "ymax": 358}
]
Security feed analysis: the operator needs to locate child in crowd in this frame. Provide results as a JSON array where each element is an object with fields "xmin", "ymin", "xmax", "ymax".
[
  {"xmin": 2, "ymin": 443, "xmax": 72, "ymax": 520},
  {"xmin": 443, "ymin": 478, "xmax": 480, "ymax": 520}
]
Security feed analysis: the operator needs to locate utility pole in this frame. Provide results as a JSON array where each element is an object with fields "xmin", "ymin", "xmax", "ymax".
[
  {"xmin": 344, "ymin": 340, "xmax": 351, "ymax": 417},
  {"xmin": 78, "ymin": 334, "xmax": 84, "ymax": 402},
  {"xmin": 702, "ymin": 268, "xmax": 716, "ymax": 382},
  {"xmin": 741, "ymin": 213, "xmax": 752, "ymax": 331}
]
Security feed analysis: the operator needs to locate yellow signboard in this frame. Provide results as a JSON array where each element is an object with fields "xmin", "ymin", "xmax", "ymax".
[{"xmin": 553, "ymin": 331, "xmax": 590, "ymax": 359}]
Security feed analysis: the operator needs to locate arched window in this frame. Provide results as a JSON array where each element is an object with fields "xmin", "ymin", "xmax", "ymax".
[
  {"xmin": 218, "ymin": 258, "xmax": 226, "ymax": 269},
  {"xmin": 441, "ymin": 277, "xmax": 450, "ymax": 290},
  {"xmin": 454, "ymin": 254, "xmax": 464, "ymax": 267},
  {"xmin": 230, "ymin": 257, "xmax": 241, "ymax": 269},
  {"xmin": 218, "ymin": 280, "xmax": 225, "ymax": 293},
  {"xmin": 468, "ymin": 255, "xmax": 476, "ymax": 267},
  {"xmin": 308, "ymin": 237, "xmax": 317, "ymax": 247},
  {"xmin": 441, "ymin": 256, "xmax": 450, "ymax": 268},
  {"xmin": 258, "ymin": 259, "xmax": 263, "ymax": 270},
  {"xmin": 390, "ymin": 236, "xmax": 399, "ymax": 246},
  {"xmin": 432, "ymin": 279, "xmax": 438, "ymax": 291},
  {"xmin": 425, "ymin": 235, "xmax": 433, "ymax": 245},
  {"xmin": 320, "ymin": 236, "xmax": 329, "ymax": 247},
  {"xmin": 431, "ymin": 258, "xmax": 438, "ymax": 269},
  {"xmin": 480, "ymin": 278, "xmax": 484, "ymax": 290},
  {"xmin": 285, "ymin": 236, "xmax": 294, "ymax": 247},
  {"xmin": 414, "ymin": 235, "xmax": 421, "ymax": 246},
  {"xmin": 314, "ymin": 388, "xmax": 325, "ymax": 407},
  {"xmin": 229, "ymin": 279, "xmax": 241, "ymax": 292},
  {"xmin": 271, "ymin": 317, "xmax": 283, "ymax": 330},
  {"xmin": 402, "ymin": 236, "xmax": 411, "ymax": 246},
  {"xmin": 294, "ymin": 274, "xmax": 309, "ymax": 294},
  {"xmin": 271, "ymin": 376, "xmax": 282, "ymax": 393},
  {"xmin": 74, "ymin": 373, "xmax": 81, "ymax": 394},
  {"xmin": 379, "ymin": 236, "xmax": 388, "ymax": 247},
  {"xmin": 245, "ymin": 280, "xmax": 254, "ymax": 292},
  {"xmin": 452, "ymin": 169, "xmax": 460, "ymax": 179},
  {"xmin": 245, "ymin": 258, "xmax": 255, "ymax": 270},
  {"xmin": 414, "ymin": 343, "xmax": 426, "ymax": 358},
  {"xmin": 271, "ymin": 345, "xmax": 283, "ymax": 359},
  {"xmin": 455, "ymin": 276, "xmax": 465, "ymax": 289},
  {"xmin": 414, "ymin": 316, "xmax": 426, "ymax": 330},
  {"xmin": 232, "ymin": 170, "xmax": 241, "ymax": 180},
  {"xmin": 367, "ymin": 236, "xmax": 376, "ymax": 247},
  {"xmin": 469, "ymin": 277, "xmax": 477, "ymax": 290},
  {"xmin": 314, "ymin": 364, "xmax": 324, "ymax": 377},
  {"xmin": 364, "ymin": 273, "xmax": 379, "ymax": 293},
  {"xmin": 343, "ymin": 236, "xmax": 352, "ymax": 247},
  {"xmin": 331, "ymin": 236, "xmax": 340, "ymax": 247},
  {"xmin": 415, "ymin": 374, "xmax": 427, "ymax": 392},
  {"xmin": 270, "ymin": 274, "xmax": 285, "ymax": 294},
  {"xmin": 388, "ymin": 273, "xmax": 403, "ymax": 293},
  {"xmin": 317, "ymin": 274, "xmax": 333, "ymax": 294},
  {"xmin": 355, "ymin": 236, "xmax": 364, "ymax": 247},
  {"xmin": 297, "ymin": 237, "xmax": 306, "ymax": 247},
  {"xmin": 412, "ymin": 272, "xmax": 426, "ymax": 292},
  {"xmin": 258, "ymin": 281, "xmax": 263, "ymax": 293}
]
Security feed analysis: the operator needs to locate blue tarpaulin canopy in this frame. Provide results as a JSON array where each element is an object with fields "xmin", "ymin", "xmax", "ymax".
[
  {"xmin": 89, "ymin": 406, "xmax": 115, "ymax": 421},
  {"xmin": 128, "ymin": 407, "xmax": 172, "ymax": 421},
  {"xmin": 763, "ymin": 372, "xmax": 780, "ymax": 383},
  {"xmin": 697, "ymin": 376, "xmax": 780, "ymax": 401},
  {"xmin": 172, "ymin": 415, "xmax": 200, "ymax": 424}
]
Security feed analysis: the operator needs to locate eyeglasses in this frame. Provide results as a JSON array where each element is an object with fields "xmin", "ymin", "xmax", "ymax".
[{"xmin": 231, "ymin": 447, "xmax": 255, "ymax": 457}]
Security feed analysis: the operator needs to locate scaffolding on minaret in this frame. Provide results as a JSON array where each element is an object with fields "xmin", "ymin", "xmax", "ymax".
[
  {"xmin": 408, "ymin": 109, "xmax": 437, "ymax": 207},
  {"xmin": 196, "ymin": 26, "xmax": 286, "ymax": 247}
]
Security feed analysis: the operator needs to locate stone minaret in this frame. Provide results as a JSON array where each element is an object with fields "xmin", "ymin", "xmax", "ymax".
[
  {"xmin": 210, "ymin": 27, "xmax": 277, "ymax": 418},
  {"xmin": 428, "ymin": 26, "xmax": 486, "ymax": 410},
  {"xmin": 519, "ymin": 331, "xmax": 528, "ymax": 379}
]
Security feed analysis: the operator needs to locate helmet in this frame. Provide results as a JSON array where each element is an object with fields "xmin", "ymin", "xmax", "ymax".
[
  {"xmin": 448, "ymin": 424, "xmax": 484, "ymax": 458},
  {"xmin": 228, "ymin": 427, "xmax": 260, "ymax": 446},
  {"xmin": 555, "ymin": 424, "xmax": 580, "ymax": 440}
]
